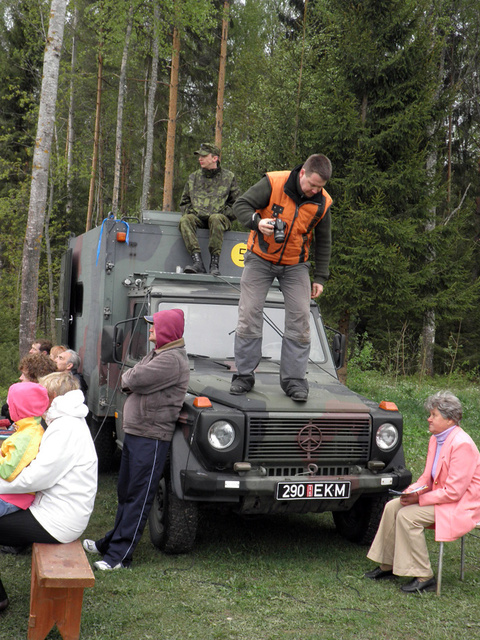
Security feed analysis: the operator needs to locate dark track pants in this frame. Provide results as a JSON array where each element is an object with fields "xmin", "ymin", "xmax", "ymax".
[{"xmin": 95, "ymin": 433, "xmax": 170, "ymax": 567}]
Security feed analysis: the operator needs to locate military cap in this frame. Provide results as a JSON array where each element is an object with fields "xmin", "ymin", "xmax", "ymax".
[{"xmin": 194, "ymin": 143, "xmax": 221, "ymax": 157}]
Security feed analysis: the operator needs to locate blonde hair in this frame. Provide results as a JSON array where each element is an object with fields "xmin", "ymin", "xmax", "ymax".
[{"xmin": 39, "ymin": 371, "xmax": 80, "ymax": 399}]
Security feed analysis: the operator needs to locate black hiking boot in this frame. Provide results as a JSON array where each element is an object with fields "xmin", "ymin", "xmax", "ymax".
[
  {"xmin": 230, "ymin": 374, "xmax": 255, "ymax": 395},
  {"xmin": 184, "ymin": 253, "xmax": 206, "ymax": 274},
  {"xmin": 209, "ymin": 254, "xmax": 221, "ymax": 275}
]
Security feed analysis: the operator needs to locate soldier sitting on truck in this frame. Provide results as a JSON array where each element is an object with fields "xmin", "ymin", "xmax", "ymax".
[
  {"xmin": 179, "ymin": 143, "xmax": 240, "ymax": 276},
  {"xmin": 55, "ymin": 349, "xmax": 88, "ymax": 398}
]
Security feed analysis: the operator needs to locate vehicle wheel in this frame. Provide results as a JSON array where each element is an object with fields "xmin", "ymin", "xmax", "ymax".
[
  {"xmin": 333, "ymin": 493, "xmax": 389, "ymax": 545},
  {"xmin": 88, "ymin": 415, "xmax": 116, "ymax": 473},
  {"xmin": 148, "ymin": 475, "xmax": 198, "ymax": 554}
]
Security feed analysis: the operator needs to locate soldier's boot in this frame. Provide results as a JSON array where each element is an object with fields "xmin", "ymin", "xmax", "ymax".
[
  {"xmin": 184, "ymin": 253, "xmax": 206, "ymax": 274},
  {"xmin": 209, "ymin": 254, "xmax": 220, "ymax": 276}
]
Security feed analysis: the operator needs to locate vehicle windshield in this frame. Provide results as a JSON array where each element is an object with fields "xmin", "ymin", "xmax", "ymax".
[{"xmin": 153, "ymin": 301, "xmax": 327, "ymax": 363}]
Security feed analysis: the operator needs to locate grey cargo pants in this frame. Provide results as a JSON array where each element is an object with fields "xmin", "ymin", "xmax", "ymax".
[{"xmin": 234, "ymin": 251, "xmax": 312, "ymax": 391}]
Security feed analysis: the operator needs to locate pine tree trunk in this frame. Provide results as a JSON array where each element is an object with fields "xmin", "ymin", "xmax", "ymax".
[
  {"xmin": 45, "ymin": 172, "xmax": 56, "ymax": 340},
  {"xmin": 66, "ymin": 3, "xmax": 78, "ymax": 217},
  {"xmin": 141, "ymin": 1, "xmax": 160, "ymax": 213},
  {"xmin": 215, "ymin": 1, "xmax": 230, "ymax": 151},
  {"xmin": 19, "ymin": 0, "xmax": 67, "ymax": 358},
  {"xmin": 162, "ymin": 24, "xmax": 180, "ymax": 211},
  {"xmin": 112, "ymin": 4, "xmax": 134, "ymax": 216},
  {"xmin": 86, "ymin": 47, "xmax": 104, "ymax": 231},
  {"xmin": 292, "ymin": 0, "xmax": 307, "ymax": 156}
]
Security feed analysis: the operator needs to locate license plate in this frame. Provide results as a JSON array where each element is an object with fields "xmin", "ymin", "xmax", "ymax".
[{"xmin": 276, "ymin": 481, "xmax": 351, "ymax": 501}]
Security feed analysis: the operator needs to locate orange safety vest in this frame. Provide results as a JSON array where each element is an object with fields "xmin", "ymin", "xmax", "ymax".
[{"xmin": 247, "ymin": 171, "xmax": 332, "ymax": 265}]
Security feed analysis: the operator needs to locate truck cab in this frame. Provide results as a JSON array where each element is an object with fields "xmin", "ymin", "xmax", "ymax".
[{"xmin": 59, "ymin": 211, "xmax": 411, "ymax": 552}]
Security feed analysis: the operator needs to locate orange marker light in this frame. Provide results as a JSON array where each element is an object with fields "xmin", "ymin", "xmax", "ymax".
[
  {"xmin": 193, "ymin": 396, "xmax": 212, "ymax": 408},
  {"xmin": 379, "ymin": 400, "xmax": 398, "ymax": 411},
  {"xmin": 116, "ymin": 231, "xmax": 127, "ymax": 242}
]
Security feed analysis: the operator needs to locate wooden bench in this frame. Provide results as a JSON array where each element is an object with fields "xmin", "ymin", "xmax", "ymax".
[{"xmin": 28, "ymin": 541, "xmax": 95, "ymax": 640}]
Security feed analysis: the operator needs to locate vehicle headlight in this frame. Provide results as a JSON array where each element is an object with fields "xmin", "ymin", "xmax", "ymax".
[
  {"xmin": 376, "ymin": 423, "xmax": 399, "ymax": 451},
  {"xmin": 207, "ymin": 421, "xmax": 236, "ymax": 450}
]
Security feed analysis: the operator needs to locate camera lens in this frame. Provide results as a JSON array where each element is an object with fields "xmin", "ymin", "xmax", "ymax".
[{"xmin": 273, "ymin": 219, "xmax": 286, "ymax": 243}]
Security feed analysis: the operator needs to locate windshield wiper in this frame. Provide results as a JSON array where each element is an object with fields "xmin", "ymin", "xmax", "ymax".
[{"xmin": 188, "ymin": 353, "xmax": 233, "ymax": 369}]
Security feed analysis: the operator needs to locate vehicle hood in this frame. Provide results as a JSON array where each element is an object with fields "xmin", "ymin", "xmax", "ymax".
[{"xmin": 187, "ymin": 358, "xmax": 369, "ymax": 413}]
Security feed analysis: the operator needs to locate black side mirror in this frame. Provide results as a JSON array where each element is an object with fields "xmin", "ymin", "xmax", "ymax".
[
  {"xmin": 332, "ymin": 333, "xmax": 346, "ymax": 370},
  {"xmin": 101, "ymin": 326, "xmax": 124, "ymax": 364}
]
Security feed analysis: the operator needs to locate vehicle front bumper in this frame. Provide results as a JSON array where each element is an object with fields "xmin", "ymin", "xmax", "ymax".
[{"xmin": 178, "ymin": 465, "xmax": 412, "ymax": 512}]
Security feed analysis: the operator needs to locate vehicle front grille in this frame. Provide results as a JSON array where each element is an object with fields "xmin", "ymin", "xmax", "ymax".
[{"xmin": 246, "ymin": 413, "xmax": 371, "ymax": 465}]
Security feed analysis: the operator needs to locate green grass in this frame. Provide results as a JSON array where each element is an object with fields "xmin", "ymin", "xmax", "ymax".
[{"xmin": 2, "ymin": 372, "xmax": 480, "ymax": 639}]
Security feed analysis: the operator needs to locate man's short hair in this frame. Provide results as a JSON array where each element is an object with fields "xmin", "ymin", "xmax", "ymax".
[
  {"xmin": 303, "ymin": 154, "xmax": 332, "ymax": 182},
  {"xmin": 65, "ymin": 349, "xmax": 81, "ymax": 371},
  {"xmin": 32, "ymin": 339, "xmax": 52, "ymax": 354}
]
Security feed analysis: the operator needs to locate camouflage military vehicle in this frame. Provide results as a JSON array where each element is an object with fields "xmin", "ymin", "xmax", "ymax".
[{"xmin": 58, "ymin": 211, "xmax": 411, "ymax": 553}]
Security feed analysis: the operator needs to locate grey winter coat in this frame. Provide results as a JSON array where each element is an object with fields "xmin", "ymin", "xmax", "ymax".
[{"xmin": 121, "ymin": 339, "xmax": 189, "ymax": 441}]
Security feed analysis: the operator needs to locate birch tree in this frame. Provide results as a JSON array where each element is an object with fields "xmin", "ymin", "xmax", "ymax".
[{"xmin": 19, "ymin": 0, "xmax": 67, "ymax": 357}]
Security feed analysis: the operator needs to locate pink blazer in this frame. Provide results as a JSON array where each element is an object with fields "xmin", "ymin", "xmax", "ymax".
[{"xmin": 411, "ymin": 427, "xmax": 480, "ymax": 541}]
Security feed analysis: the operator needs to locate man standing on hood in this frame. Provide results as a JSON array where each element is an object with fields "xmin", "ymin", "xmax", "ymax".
[
  {"xmin": 230, "ymin": 154, "xmax": 332, "ymax": 402},
  {"xmin": 83, "ymin": 309, "xmax": 189, "ymax": 570}
]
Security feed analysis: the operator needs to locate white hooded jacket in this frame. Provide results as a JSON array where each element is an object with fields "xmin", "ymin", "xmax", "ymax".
[{"xmin": 0, "ymin": 390, "xmax": 98, "ymax": 543}]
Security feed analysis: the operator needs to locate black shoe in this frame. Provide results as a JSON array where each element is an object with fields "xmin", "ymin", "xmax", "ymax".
[
  {"xmin": 364, "ymin": 566, "xmax": 394, "ymax": 580},
  {"xmin": 290, "ymin": 389, "xmax": 308, "ymax": 402},
  {"xmin": 184, "ymin": 253, "xmax": 206, "ymax": 274},
  {"xmin": 286, "ymin": 384, "xmax": 308, "ymax": 402},
  {"xmin": 0, "ymin": 545, "xmax": 27, "ymax": 555},
  {"xmin": 209, "ymin": 254, "xmax": 220, "ymax": 276},
  {"xmin": 0, "ymin": 580, "xmax": 8, "ymax": 613},
  {"xmin": 284, "ymin": 380, "xmax": 309, "ymax": 402},
  {"xmin": 400, "ymin": 576, "xmax": 436, "ymax": 593},
  {"xmin": 230, "ymin": 375, "xmax": 254, "ymax": 395}
]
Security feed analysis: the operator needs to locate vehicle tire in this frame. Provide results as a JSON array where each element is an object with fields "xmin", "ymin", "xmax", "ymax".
[
  {"xmin": 148, "ymin": 475, "xmax": 198, "ymax": 554},
  {"xmin": 88, "ymin": 415, "xmax": 116, "ymax": 473},
  {"xmin": 332, "ymin": 492, "xmax": 389, "ymax": 545}
]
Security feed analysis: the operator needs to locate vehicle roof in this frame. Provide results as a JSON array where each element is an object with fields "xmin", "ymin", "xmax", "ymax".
[{"xmin": 134, "ymin": 273, "xmax": 285, "ymax": 304}]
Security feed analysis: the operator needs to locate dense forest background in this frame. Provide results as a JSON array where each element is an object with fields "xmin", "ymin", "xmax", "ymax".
[{"xmin": 0, "ymin": 0, "xmax": 479, "ymax": 385}]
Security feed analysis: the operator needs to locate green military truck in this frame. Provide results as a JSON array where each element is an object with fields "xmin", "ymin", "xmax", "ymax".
[{"xmin": 58, "ymin": 211, "xmax": 411, "ymax": 553}]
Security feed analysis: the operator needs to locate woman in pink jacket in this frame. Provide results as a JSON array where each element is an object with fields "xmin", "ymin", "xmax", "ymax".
[{"xmin": 364, "ymin": 390, "xmax": 480, "ymax": 593}]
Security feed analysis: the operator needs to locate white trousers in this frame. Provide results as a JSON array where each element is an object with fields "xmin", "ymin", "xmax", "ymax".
[{"xmin": 367, "ymin": 498, "xmax": 435, "ymax": 578}]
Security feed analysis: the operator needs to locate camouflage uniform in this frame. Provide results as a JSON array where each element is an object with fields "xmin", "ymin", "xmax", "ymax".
[{"xmin": 179, "ymin": 165, "xmax": 240, "ymax": 256}]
